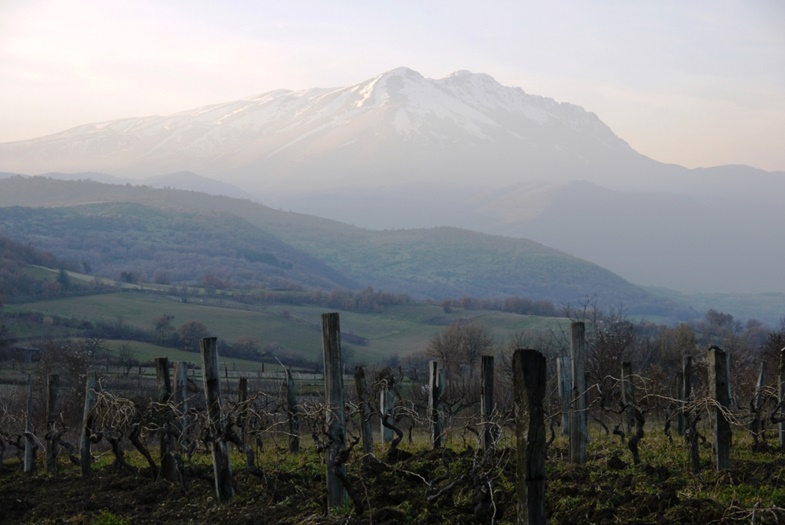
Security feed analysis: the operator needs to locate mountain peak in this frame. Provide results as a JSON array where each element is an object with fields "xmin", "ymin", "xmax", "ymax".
[{"xmin": 0, "ymin": 67, "xmax": 637, "ymax": 186}]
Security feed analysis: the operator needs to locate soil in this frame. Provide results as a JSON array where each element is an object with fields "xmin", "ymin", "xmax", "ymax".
[{"xmin": 0, "ymin": 444, "xmax": 782, "ymax": 524}]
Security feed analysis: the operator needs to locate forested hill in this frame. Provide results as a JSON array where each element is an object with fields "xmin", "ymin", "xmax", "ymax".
[{"xmin": 0, "ymin": 176, "xmax": 690, "ymax": 318}]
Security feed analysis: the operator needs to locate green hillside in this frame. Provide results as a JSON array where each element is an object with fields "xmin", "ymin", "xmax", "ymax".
[{"xmin": 0, "ymin": 176, "xmax": 690, "ymax": 318}]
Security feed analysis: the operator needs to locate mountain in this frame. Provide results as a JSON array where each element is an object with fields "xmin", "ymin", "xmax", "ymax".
[
  {"xmin": 0, "ymin": 177, "xmax": 690, "ymax": 319},
  {"xmin": 0, "ymin": 67, "xmax": 782, "ymax": 296},
  {"xmin": 0, "ymin": 67, "xmax": 654, "ymax": 189}
]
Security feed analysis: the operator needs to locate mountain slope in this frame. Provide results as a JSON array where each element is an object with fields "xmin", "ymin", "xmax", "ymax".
[{"xmin": 0, "ymin": 177, "xmax": 687, "ymax": 317}]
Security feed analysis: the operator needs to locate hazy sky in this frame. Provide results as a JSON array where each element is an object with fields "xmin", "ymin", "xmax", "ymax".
[{"xmin": 1, "ymin": 0, "xmax": 784, "ymax": 171}]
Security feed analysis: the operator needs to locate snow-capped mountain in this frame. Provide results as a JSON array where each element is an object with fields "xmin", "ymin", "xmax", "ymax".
[
  {"xmin": 2, "ymin": 67, "xmax": 784, "ymax": 298},
  {"xmin": 0, "ymin": 67, "xmax": 650, "ymax": 189}
]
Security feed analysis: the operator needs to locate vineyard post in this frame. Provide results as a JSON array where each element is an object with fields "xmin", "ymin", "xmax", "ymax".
[
  {"xmin": 557, "ymin": 356, "xmax": 571, "ymax": 435},
  {"xmin": 683, "ymin": 355, "xmax": 693, "ymax": 442},
  {"xmin": 676, "ymin": 371, "xmax": 684, "ymax": 435},
  {"xmin": 380, "ymin": 381, "xmax": 397, "ymax": 443},
  {"xmin": 173, "ymin": 361, "xmax": 188, "ymax": 408},
  {"xmin": 238, "ymin": 377, "xmax": 248, "ymax": 444},
  {"xmin": 569, "ymin": 322, "xmax": 587, "ymax": 464},
  {"xmin": 481, "ymin": 355, "xmax": 495, "ymax": 452},
  {"xmin": 45, "ymin": 373, "xmax": 60, "ymax": 474},
  {"xmin": 24, "ymin": 374, "xmax": 35, "ymax": 474},
  {"xmin": 79, "ymin": 371, "xmax": 99, "ymax": 478},
  {"xmin": 708, "ymin": 346, "xmax": 731, "ymax": 470},
  {"xmin": 621, "ymin": 362, "xmax": 635, "ymax": 434},
  {"xmin": 201, "ymin": 337, "xmax": 234, "ymax": 500},
  {"xmin": 321, "ymin": 312, "xmax": 347, "ymax": 510},
  {"xmin": 354, "ymin": 366, "xmax": 374, "ymax": 454},
  {"xmin": 173, "ymin": 361, "xmax": 189, "ymax": 455},
  {"xmin": 779, "ymin": 348, "xmax": 785, "ymax": 449},
  {"xmin": 751, "ymin": 362, "xmax": 766, "ymax": 445},
  {"xmin": 286, "ymin": 368, "xmax": 300, "ymax": 454},
  {"xmin": 683, "ymin": 355, "xmax": 700, "ymax": 472},
  {"xmin": 429, "ymin": 360, "xmax": 444, "ymax": 449},
  {"xmin": 513, "ymin": 349, "xmax": 547, "ymax": 525},
  {"xmin": 156, "ymin": 357, "xmax": 178, "ymax": 482}
]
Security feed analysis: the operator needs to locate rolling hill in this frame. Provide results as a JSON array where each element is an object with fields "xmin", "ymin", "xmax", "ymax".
[{"xmin": 0, "ymin": 176, "xmax": 689, "ymax": 319}]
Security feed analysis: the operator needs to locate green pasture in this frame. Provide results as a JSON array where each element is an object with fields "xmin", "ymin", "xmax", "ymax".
[{"xmin": 6, "ymin": 291, "xmax": 568, "ymax": 363}]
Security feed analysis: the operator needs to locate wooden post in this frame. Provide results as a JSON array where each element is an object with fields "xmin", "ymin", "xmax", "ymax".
[
  {"xmin": 708, "ymin": 346, "xmax": 731, "ymax": 471},
  {"xmin": 428, "ymin": 360, "xmax": 444, "ymax": 449},
  {"xmin": 380, "ymin": 382, "xmax": 397, "ymax": 443},
  {"xmin": 513, "ymin": 349, "xmax": 547, "ymax": 525},
  {"xmin": 173, "ymin": 361, "xmax": 189, "ymax": 409},
  {"xmin": 156, "ymin": 357, "xmax": 178, "ymax": 482},
  {"xmin": 556, "ymin": 356, "xmax": 571, "ymax": 435},
  {"xmin": 779, "ymin": 348, "xmax": 785, "ymax": 449},
  {"xmin": 200, "ymin": 337, "xmax": 234, "ymax": 500},
  {"xmin": 238, "ymin": 377, "xmax": 248, "ymax": 445},
  {"xmin": 46, "ymin": 373, "xmax": 60, "ymax": 475},
  {"xmin": 569, "ymin": 322, "xmax": 587, "ymax": 464},
  {"xmin": 24, "ymin": 374, "xmax": 35, "ymax": 474},
  {"xmin": 751, "ymin": 362, "xmax": 766, "ymax": 446},
  {"xmin": 173, "ymin": 361, "xmax": 189, "ymax": 468},
  {"xmin": 676, "ymin": 371, "xmax": 684, "ymax": 435},
  {"xmin": 286, "ymin": 368, "xmax": 300, "ymax": 454},
  {"xmin": 354, "ymin": 366, "xmax": 374, "ymax": 454},
  {"xmin": 322, "ymin": 312, "xmax": 347, "ymax": 510},
  {"xmin": 777, "ymin": 348, "xmax": 785, "ymax": 449},
  {"xmin": 621, "ymin": 362, "xmax": 635, "ymax": 434},
  {"xmin": 79, "ymin": 372, "xmax": 99, "ymax": 478},
  {"xmin": 683, "ymin": 356, "xmax": 693, "ymax": 441},
  {"xmin": 481, "ymin": 355, "xmax": 495, "ymax": 452}
]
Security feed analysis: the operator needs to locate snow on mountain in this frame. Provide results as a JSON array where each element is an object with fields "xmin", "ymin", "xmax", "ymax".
[{"xmin": 0, "ymin": 67, "xmax": 643, "ymax": 189}]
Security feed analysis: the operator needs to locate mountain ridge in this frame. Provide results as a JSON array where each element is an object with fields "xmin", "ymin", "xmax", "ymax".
[
  {"xmin": 0, "ymin": 176, "xmax": 690, "ymax": 319},
  {"xmin": 0, "ymin": 67, "xmax": 646, "ymax": 188}
]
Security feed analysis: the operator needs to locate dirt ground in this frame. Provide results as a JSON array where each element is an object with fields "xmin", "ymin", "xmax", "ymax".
[{"xmin": 0, "ymin": 443, "xmax": 780, "ymax": 525}]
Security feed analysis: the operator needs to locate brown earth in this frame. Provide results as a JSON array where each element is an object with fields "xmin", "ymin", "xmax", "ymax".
[{"xmin": 0, "ymin": 443, "xmax": 780, "ymax": 524}]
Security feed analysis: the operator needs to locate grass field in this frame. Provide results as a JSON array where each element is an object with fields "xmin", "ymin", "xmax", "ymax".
[{"xmin": 5, "ymin": 290, "xmax": 568, "ymax": 364}]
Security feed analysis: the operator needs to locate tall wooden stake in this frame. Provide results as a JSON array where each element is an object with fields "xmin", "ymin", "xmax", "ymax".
[
  {"xmin": 286, "ymin": 368, "xmax": 300, "ymax": 454},
  {"xmin": 79, "ymin": 372, "xmax": 99, "ymax": 478},
  {"xmin": 201, "ymin": 337, "xmax": 234, "ymax": 500},
  {"xmin": 708, "ymin": 346, "xmax": 731, "ymax": 471},
  {"xmin": 322, "ymin": 312, "xmax": 347, "ymax": 510},
  {"xmin": 621, "ymin": 362, "xmax": 635, "ymax": 434},
  {"xmin": 24, "ymin": 374, "xmax": 35, "ymax": 474},
  {"xmin": 380, "ymin": 382, "xmax": 397, "ymax": 443},
  {"xmin": 569, "ymin": 322, "xmax": 587, "ymax": 464},
  {"xmin": 354, "ymin": 366, "xmax": 374, "ymax": 454},
  {"xmin": 173, "ymin": 360, "xmax": 189, "ymax": 477},
  {"xmin": 238, "ymin": 377, "xmax": 248, "ymax": 444},
  {"xmin": 779, "ymin": 348, "xmax": 785, "ymax": 449},
  {"xmin": 556, "ymin": 356, "xmax": 571, "ymax": 435},
  {"xmin": 46, "ymin": 373, "xmax": 60, "ymax": 475},
  {"xmin": 676, "ymin": 371, "xmax": 685, "ymax": 435},
  {"xmin": 513, "ymin": 349, "xmax": 547, "ymax": 525},
  {"xmin": 156, "ymin": 357, "xmax": 178, "ymax": 482},
  {"xmin": 481, "ymin": 355, "xmax": 495, "ymax": 452},
  {"xmin": 752, "ymin": 362, "xmax": 766, "ymax": 446},
  {"xmin": 428, "ymin": 360, "xmax": 444, "ymax": 449}
]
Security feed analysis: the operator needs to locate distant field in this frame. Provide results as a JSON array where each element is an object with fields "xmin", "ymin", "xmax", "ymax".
[
  {"xmin": 6, "ymin": 291, "xmax": 568, "ymax": 363},
  {"xmin": 100, "ymin": 340, "xmax": 266, "ymax": 372}
]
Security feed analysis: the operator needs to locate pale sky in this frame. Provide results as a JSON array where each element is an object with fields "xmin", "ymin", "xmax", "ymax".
[{"xmin": 1, "ymin": 0, "xmax": 784, "ymax": 171}]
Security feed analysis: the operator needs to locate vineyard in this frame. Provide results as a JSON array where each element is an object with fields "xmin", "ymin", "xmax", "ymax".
[{"xmin": 2, "ymin": 314, "xmax": 785, "ymax": 524}]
